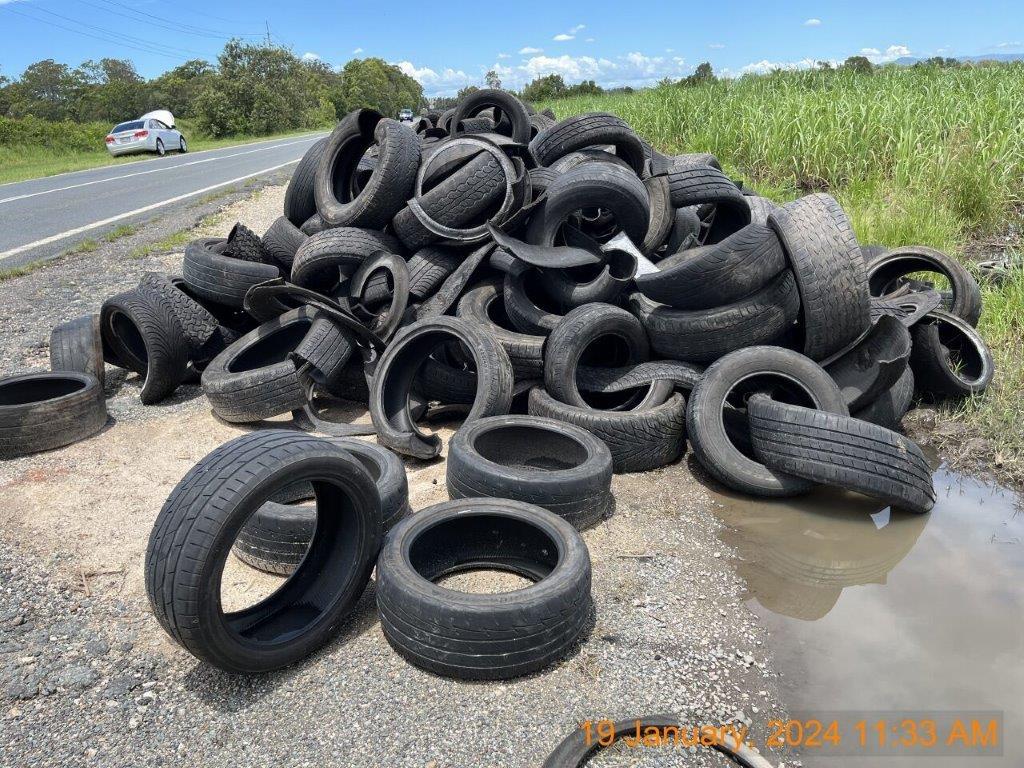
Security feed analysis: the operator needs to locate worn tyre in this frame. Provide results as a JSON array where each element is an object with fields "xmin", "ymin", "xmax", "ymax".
[
  {"xmin": 452, "ymin": 89, "xmax": 532, "ymax": 144},
  {"xmin": 867, "ymin": 246, "xmax": 983, "ymax": 327},
  {"xmin": 529, "ymin": 387, "xmax": 686, "ymax": 473},
  {"xmin": 502, "ymin": 261, "xmax": 565, "ymax": 335},
  {"xmin": 144, "ymin": 431, "xmax": 381, "ymax": 672},
  {"xmin": 628, "ymin": 270, "xmax": 801, "ymax": 364},
  {"xmin": 908, "ymin": 309, "xmax": 994, "ymax": 399},
  {"xmin": 290, "ymin": 227, "xmax": 402, "ymax": 292},
  {"xmin": 748, "ymin": 395, "xmax": 935, "ymax": 513},
  {"xmin": 376, "ymin": 498, "xmax": 592, "ymax": 680},
  {"xmin": 261, "ymin": 216, "xmax": 307, "ymax": 270},
  {"xmin": 824, "ymin": 315, "xmax": 912, "ymax": 411},
  {"xmin": 183, "ymin": 237, "xmax": 280, "ymax": 308},
  {"xmin": 456, "ymin": 280, "xmax": 545, "ymax": 379},
  {"xmin": 49, "ymin": 314, "xmax": 105, "ymax": 387},
  {"xmin": 530, "ymin": 113, "xmax": 645, "ymax": 176},
  {"xmin": 138, "ymin": 271, "xmax": 220, "ymax": 359},
  {"xmin": 369, "ymin": 316, "xmax": 514, "ymax": 459},
  {"xmin": 0, "ymin": 372, "xmax": 107, "ymax": 459},
  {"xmin": 768, "ymin": 193, "xmax": 870, "ymax": 360},
  {"xmin": 100, "ymin": 289, "xmax": 189, "ymax": 404},
  {"xmin": 406, "ymin": 246, "xmax": 463, "ymax": 300},
  {"xmin": 201, "ymin": 307, "xmax": 317, "ymax": 423},
  {"xmin": 665, "ymin": 166, "xmax": 751, "ymax": 244},
  {"xmin": 634, "ymin": 224, "xmax": 787, "ymax": 309},
  {"xmin": 315, "ymin": 110, "xmax": 420, "ymax": 229},
  {"xmin": 853, "ymin": 366, "xmax": 915, "ymax": 430},
  {"xmin": 447, "ymin": 415, "xmax": 614, "ymax": 530},
  {"xmin": 686, "ymin": 346, "xmax": 848, "ymax": 497},
  {"xmin": 284, "ymin": 138, "xmax": 327, "ymax": 226}
]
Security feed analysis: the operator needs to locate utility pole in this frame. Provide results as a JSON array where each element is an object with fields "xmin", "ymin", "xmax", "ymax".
[{"xmin": 265, "ymin": 21, "xmax": 271, "ymax": 44}]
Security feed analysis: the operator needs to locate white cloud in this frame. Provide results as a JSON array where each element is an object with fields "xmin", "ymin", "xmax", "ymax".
[
  {"xmin": 519, "ymin": 46, "xmax": 543, "ymax": 55},
  {"xmin": 585, "ymin": 38, "xmax": 595, "ymax": 43},
  {"xmin": 301, "ymin": 52, "xmax": 320, "ymax": 62},
  {"xmin": 740, "ymin": 57, "xmax": 823, "ymax": 75},
  {"xmin": 708, "ymin": 43, "xmax": 726, "ymax": 49},
  {"xmin": 502, "ymin": 52, "xmax": 692, "ymax": 92},
  {"xmin": 395, "ymin": 61, "xmax": 475, "ymax": 95},
  {"xmin": 352, "ymin": 47, "xmax": 363, "ymax": 54},
  {"xmin": 860, "ymin": 48, "xmax": 881, "ymax": 56},
  {"xmin": 858, "ymin": 44, "xmax": 912, "ymax": 63},
  {"xmin": 497, "ymin": 52, "xmax": 511, "ymax": 59},
  {"xmin": 804, "ymin": 18, "xmax": 822, "ymax": 27},
  {"xmin": 996, "ymin": 41, "xmax": 1022, "ymax": 49},
  {"xmin": 886, "ymin": 44, "xmax": 911, "ymax": 57},
  {"xmin": 553, "ymin": 23, "xmax": 586, "ymax": 42}
]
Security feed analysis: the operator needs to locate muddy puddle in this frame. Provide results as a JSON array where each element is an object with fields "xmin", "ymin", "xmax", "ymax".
[{"xmin": 710, "ymin": 467, "xmax": 1023, "ymax": 766}]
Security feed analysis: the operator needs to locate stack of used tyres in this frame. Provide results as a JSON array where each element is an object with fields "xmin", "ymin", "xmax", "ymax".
[{"xmin": 5, "ymin": 90, "xmax": 993, "ymax": 684}]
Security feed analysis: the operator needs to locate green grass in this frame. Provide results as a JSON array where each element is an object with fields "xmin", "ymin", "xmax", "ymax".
[
  {"xmin": 0, "ymin": 261, "xmax": 46, "ymax": 282},
  {"xmin": 0, "ymin": 125, "xmax": 329, "ymax": 186},
  {"xmin": 541, "ymin": 65, "xmax": 1024, "ymax": 482},
  {"xmin": 103, "ymin": 224, "xmax": 137, "ymax": 242},
  {"xmin": 129, "ymin": 229, "xmax": 192, "ymax": 259},
  {"xmin": 66, "ymin": 238, "xmax": 99, "ymax": 255}
]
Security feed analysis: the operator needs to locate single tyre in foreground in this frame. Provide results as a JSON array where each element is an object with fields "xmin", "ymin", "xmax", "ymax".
[
  {"xmin": 376, "ymin": 498, "xmax": 593, "ymax": 680},
  {"xmin": 0, "ymin": 372, "xmax": 107, "ymax": 459},
  {"xmin": 144, "ymin": 431, "xmax": 382, "ymax": 673}
]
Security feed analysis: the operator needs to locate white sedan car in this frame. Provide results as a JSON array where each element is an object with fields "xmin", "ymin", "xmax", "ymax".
[{"xmin": 105, "ymin": 115, "xmax": 187, "ymax": 157}]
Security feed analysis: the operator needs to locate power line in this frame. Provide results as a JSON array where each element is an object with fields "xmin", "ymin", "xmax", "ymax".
[
  {"xmin": 2, "ymin": 7, "xmax": 194, "ymax": 62},
  {"xmin": 12, "ymin": 4, "xmax": 209, "ymax": 58},
  {"xmin": 84, "ymin": 0, "xmax": 265, "ymax": 40}
]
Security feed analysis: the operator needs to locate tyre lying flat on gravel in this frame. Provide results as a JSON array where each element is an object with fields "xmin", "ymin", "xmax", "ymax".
[
  {"xmin": 375, "ymin": 498, "xmax": 592, "ymax": 680},
  {"xmin": 0, "ymin": 372, "xmax": 107, "ymax": 459},
  {"xmin": 446, "ymin": 415, "xmax": 614, "ymax": 530},
  {"xmin": 145, "ymin": 431, "xmax": 382, "ymax": 673}
]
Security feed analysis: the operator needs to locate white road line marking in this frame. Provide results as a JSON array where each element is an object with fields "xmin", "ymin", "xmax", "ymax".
[
  {"xmin": 0, "ymin": 160, "xmax": 300, "ymax": 262},
  {"xmin": 0, "ymin": 136, "xmax": 320, "ymax": 205},
  {"xmin": 0, "ymin": 131, "xmax": 326, "ymax": 191}
]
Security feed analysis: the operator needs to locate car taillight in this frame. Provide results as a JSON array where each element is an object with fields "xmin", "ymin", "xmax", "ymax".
[
  {"xmin": 134, "ymin": 130, "xmax": 148, "ymax": 138},
  {"xmin": 105, "ymin": 135, "xmax": 115, "ymax": 143}
]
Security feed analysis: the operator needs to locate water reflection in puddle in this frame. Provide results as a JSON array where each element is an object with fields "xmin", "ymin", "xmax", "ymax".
[{"xmin": 710, "ymin": 467, "xmax": 1024, "ymax": 767}]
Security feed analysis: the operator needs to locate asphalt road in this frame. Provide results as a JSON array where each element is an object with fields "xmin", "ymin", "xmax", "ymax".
[{"xmin": 0, "ymin": 132, "xmax": 327, "ymax": 270}]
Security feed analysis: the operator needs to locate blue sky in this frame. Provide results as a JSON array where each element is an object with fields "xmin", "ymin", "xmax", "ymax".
[{"xmin": 1, "ymin": 0, "xmax": 1023, "ymax": 96}]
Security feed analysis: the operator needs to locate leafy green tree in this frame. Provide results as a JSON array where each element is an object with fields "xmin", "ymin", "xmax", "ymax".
[
  {"xmin": 7, "ymin": 59, "xmax": 77, "ymax": 120},
  {"xmin": 485, "ymin": 70, "xmax": 501, "ymax": 89},
  {"xmin": 521, "ymin": 74, "xmax": 567, "ymax": 102},
  {"xmin": 149, "ymin": 60, "xmax": 215, "ymax": 118},
  {"xmin": 843, "ymin": 56, "xmax": 874, "ymax": 74},
  {"xmin": 336, "ymin": 57, "xmax": 424, "ymax": 119},
  {"xmin": 73, "ymin": 58, "xmax": 147, "ymax": 122}
]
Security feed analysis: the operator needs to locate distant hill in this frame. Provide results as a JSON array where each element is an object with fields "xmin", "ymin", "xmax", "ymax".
[{"xmin": 895, "ymin": 53, "xmax": 1024, "ymax": 66}]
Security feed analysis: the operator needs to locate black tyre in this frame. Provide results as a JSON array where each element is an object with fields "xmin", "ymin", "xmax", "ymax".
[
  {"xmin": 155, "ymin": 139, "xmax": 165, "ymax": 157},
  {"xmin": 138, "ymin": 271, "xmax": 220, "ymax": 359},
  {"xmin": 446, "ymin": 415, "xmax": 614, "ymax": 530},
  {"xmin": 375, "ymin": 498, "xmax": 592, "ymax": 680},
  {"xmin": 824, "ymin": 315, "xmax": 912, "ymax": 411},
  {"xmin": 530, "ymin": 113, "xmax": 645, "ymax": 176},
  {"xmin": 100, "ymin": 289, "xmax": 189, "ymax": 404},
  {"xmin": 686, "ymin": 346, "xmax": 848, "ymax": 496},
  {"xmin": 577, "ymin": 360, "xmax": 703, "ymax": 395},
  {"xmin": 456, "ymin": 280, "xmax": 545, "ymax": 379},
  {"xmin": 290, "ymin": 227, "xmax": 402, "ymax": 292},
  {"xmin": 452, "ymin": 89, "xmax": 532, "ymax": 144},
  {"xmin": 183, "ymin": 237, "xmax": 280, "ymax": 309},
  {"xmin": 224, "ymin": 222, "xmax": 270, "ymax": 263},
  {"xmin": 391, "ymin": 151, "xmax": 507, "ymax": 252},
  {"xmin": 867, "ymin": 246, "xmax": 983, "ymax": 327},
  {"xmin": 289, "ymin": 315, "xmax": 354, "ymax": 390},
  {"xmin": 628, "ymin": 270, "xmax": 801, "ymax": 364},
  {"xmin": 144, "ymin": 431, "xmax": 381, "ymax": 672},
  {"xmin": 201, "ymin": 307, "xmax": 317, "ymax": 423},
  {"xmin": 261, "ymin": 216, "xmax": 307, "ymax": 270},
  {"xmin": 642, "ymin": 175, "xmax": 674, "ymax": 254},
  {"xmin": 748, "ymin": 395, "xmax": 936, "ymax": 513},
  {"xmin": 544, "ymin": 303, "xmax": 670, "ymax": 411},
  {"xmin": 525, "ymin": 163, "xmax": 649, "ymax": 248},
  {"xmin": 315, "ymin": 110, "xmax": 420, "ymax": 229},
  {"xmin": 369, "ymin": 316, "xmax": 514, "ymax": 459},
  {"xmin": 529, "ymin": 387, "xmax": 686, "ymax": 473},
  {"xmin": 232, "ymin": 438, "xmax": 410, "ymax": 575},
  {"xmin": 0, "ymin": 372, "xmax": 107, "ymax": 459},
  {"xmin": 502, "ymin": 261, "xmax": 565, "ymax": 335},
  {"xmin": 768, "ymin": 193, "xmax": 871, "ymax": 360},
  {"xmin": 406, "ymin": 246, "xmax": 462, "ymax": 300},
  {"xmin": 853, "ymin": 366, "xmax": 915, "ymax": 430},
  {"xmin": 908, "ymin": 309, "xmax": 994, "ymax": 399},
  {"xmin": 665, "ymin": 166, "xmax": 751, "ymax": 243},
  {"xmin": 49, "ymin": 314, "xmax": 104, "ymax": 387},
  {"xmin": 284, "ymin": 138, "xmax": 327, "ymax": 226},
  {"xmin": 747, "ymin": 195, "xmax": 778, "ymax": 225},
  {"xmin": 634, "ymin": 224, "xmax": 787, "ymax": 309}
]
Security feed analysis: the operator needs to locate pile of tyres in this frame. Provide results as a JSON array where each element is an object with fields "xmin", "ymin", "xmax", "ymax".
[{"xmin": 4, "ymin": 89, "xmax": 995, "ymax": 681}]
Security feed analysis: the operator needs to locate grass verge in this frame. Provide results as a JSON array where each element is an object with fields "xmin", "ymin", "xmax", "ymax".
[
  {"xmin": 0, "ymin": 127, "xmax": 328, "ymax": 186},
  {"xmin": 541, "ymin": 66, "xmax": 1024, "ymax": 485}
]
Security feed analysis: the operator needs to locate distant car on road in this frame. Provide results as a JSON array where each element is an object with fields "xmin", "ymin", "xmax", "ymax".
[
  {"xmin": 398, "ymin": 109, "xmax": 414, "ymax": 122},
  {"xmin": 105, "ymin": 110, "xmax": 187, "ymax": 157}
]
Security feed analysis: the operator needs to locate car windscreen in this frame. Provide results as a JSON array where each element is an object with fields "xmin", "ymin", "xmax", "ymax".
[{"xmin": 112, "ymin": 121, "xmax": 144, "ymax": 133}]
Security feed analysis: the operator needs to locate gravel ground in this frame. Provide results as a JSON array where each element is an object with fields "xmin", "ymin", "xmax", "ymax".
[{"xmin": 0, "ymin": 184, "xmax": 791, "ymax": 767}]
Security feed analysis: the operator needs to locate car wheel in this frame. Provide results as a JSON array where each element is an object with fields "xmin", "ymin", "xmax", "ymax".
[
  {"xmin": 156, "ymin": 139, "xmax": 165, "ymax": 157},
  {"xmin": 179, "ymin": 137, "xmax": 187, "ymax": 153}
]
